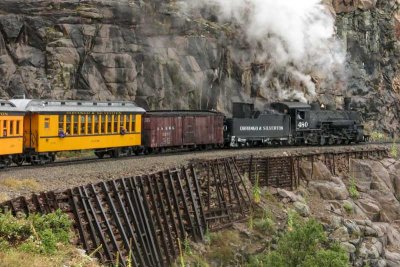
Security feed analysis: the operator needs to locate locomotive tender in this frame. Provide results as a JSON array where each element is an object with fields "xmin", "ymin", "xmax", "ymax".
[{"xmin": 0, "ymin": 97, "xmax": 366, "ymax": 167}]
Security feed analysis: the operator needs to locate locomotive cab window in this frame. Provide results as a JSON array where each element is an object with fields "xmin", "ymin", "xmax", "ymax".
[{"xmin": 297, "ymin": 111, "xmax": 305, "ymax": 120}]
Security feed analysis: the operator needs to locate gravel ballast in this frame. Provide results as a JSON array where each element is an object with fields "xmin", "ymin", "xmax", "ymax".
[{"xmin": 0, "ymin": 144, "xmax": 393, "ymax": 200}]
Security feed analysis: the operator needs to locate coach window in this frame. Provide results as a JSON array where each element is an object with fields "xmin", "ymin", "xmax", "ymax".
[
  {"xmin": 125, "ymin": 115, "xmax": 130, "ymax": 133},
  {"xmin": 113, "ymin": 115, "xmax": 118, "ymax": 133},
  {"xmin": 2, "ymin": 120, "xmax": 6, "ymax": 137},
  {"xmin": 10, "ymin": 121, "xmax": 14, "ymax": 136},
  {"xmin": 44, "ymin": 118, "xmax": 50, "ymax": 131},
  {"xmin": 107, "ymin": 115, "xmax": 112, "ymax": 133},
  {"xmin": 131, "ymin": 115, "xmax": 136, "ymax": 132},
  {"xmin": 16, "ymin": 121, "xmax": 20, "ymax": 135},
  {"xmin": 101, "ymin": 115, "xmax": 106, "ymax": 134},
  {"xmin": 73, "ymin": 115, "xmax": 79, "ymax": 135},
  {"xmin": 66, "ymin": 115, "xmax": 71, "ymax": 135},
  {"xmin": 59, "ymin": 115, "xmax": 64, "ymax": 132},
  {"xmin": 94, "ymin": 115, "xmax": 99, "ymax": 134},
  {"xmin": 88, "ymin": 115, "xmax": 92, "ymax": 134},
  {"xmin": 80, "ymin": 116, "xmax": 86, "ymax": 135}
]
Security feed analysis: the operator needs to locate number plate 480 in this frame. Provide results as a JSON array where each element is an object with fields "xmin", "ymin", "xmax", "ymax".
[{"xmin": 297, "ymin": 121, "xmax": 309, "ymax": 128}]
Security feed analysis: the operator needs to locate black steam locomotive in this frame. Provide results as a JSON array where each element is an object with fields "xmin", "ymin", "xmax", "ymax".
[{"xmin": 224, "ymin": 98, "xmax": 366, "ymax": 147}]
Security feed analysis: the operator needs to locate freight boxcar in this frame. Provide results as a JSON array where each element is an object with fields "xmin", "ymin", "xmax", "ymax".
[
  {"xmin": 10, "ymin": 99, "xmax": 145, "ymax": 164},
  {"xmin": 142, "ymin": 111, "xmax": 224, "ymax": 152},
  {"xmin": 0, "ymin": 100, "xmax": 25, "ymax": 167}
]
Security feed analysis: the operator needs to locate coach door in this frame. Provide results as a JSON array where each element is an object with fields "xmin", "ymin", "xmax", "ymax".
[{"xmin": 183, "ymin": 116, "xmax": 195, "ymax": 144}]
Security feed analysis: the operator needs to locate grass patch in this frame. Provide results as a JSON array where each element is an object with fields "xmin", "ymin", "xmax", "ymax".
[
  {"xmin": 253, "ymin": 209, "xmax": 276, "ymax": 235},
  {"xmin": 253, "ymin": 173, "xmax": 261, "ymax": 204},
  {"xmin": 0, "ymin": 193, "xmax": 10, "ymax": 203},
  {"xmin": 348, "ymin": 177, "xmax": 360, "ymax": 199},
  {"xmin": 390, "ymin": 141, "xmax": 398, "ymax": 159},
  {"xmin": 0, "ymin": 178, "xmax": 41, "ymax": 191},
  {"xmin": 207, "ymin": 230, "xmax": 241, "ymax": 265},
  {"xmin": 370, "ymin": 131, "xmax": 386, "ymax": 142},
  {"xmin": 343, "ymin": 202, "xmax": 353, "ymax": 214}
]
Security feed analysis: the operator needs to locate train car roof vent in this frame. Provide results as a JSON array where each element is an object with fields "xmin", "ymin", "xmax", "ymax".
[
  {"xmin": 122, "ymin": 103, "xmax": 126, "ymax": 106},
  {"xmin": 77, "ymin": 102, "xmax": 82, "ymax": 105},
  {"xmin": 93, "ymin": 102, "xmax": 97, "ymax": 106},
  {"xmin": 108, "ymin": 102, "xmax": 112, "ymax": 106},
  {"xmin": 61, "ymin": 101, "xmax": 65, "ymax": 105}
]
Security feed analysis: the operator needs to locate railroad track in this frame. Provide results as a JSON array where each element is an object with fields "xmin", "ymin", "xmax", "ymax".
[{"xmin": 0, "ymin": 141, "xmax": 395, "ymax": 172}]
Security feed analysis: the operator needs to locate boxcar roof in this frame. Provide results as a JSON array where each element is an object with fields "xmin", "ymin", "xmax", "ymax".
[
  {"xmin": 9, "ymin": 99, "xmax": 146, "ymax": 113},
  {"xmin": 0, "ymin": 100, "xmax": 24, "ymax": 113}
]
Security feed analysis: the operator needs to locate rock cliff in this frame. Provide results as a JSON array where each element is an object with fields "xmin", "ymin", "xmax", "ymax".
[{"xmin": 0, "ymin": 0, "xmax": 398, "ymax": 133}]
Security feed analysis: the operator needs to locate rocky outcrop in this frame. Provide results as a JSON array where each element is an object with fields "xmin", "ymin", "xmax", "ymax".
[
  {"xmin": 334, "ymin": 0, "xmax": 400, "ymax": 133},
  {"xmin": 300, "ymin": 157, "xmax": 400, "ymax": 266},
  {"xmin": 0, "ymin": 0, "xmax": 398, "ymax": 132}
]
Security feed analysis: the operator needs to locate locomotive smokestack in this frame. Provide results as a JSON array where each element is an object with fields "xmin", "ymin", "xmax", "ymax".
[{"xmin": 344, "ymin": 97, "xmax": 351, "ymax": 111}]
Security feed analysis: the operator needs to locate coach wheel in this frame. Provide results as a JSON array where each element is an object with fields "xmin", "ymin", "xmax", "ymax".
[
  {"xmin": 13, "ymin": 156, "xmax": 24, "ymax": 166},
  {"xmin": 328, "ymin": 138, "xmax": 335, "ymax": 145},
  {"xmin": 95, "ymin": 151, "xmax": 105, "ymax": 159},
  {"xmin": 111, "ymin": 149, "xmax": 120, "ymax": 158}
]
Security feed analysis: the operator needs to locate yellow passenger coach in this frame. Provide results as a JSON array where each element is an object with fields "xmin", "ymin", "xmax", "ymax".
[
  {"xmin": 10, "ymin": 99, "xmax": 145, "ymax": 164},
  {"xmin": 0, "ymin": 100, "xmax": 24, "ymax": 167}
]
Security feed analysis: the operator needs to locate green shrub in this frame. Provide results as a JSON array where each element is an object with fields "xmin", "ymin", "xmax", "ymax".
[
  {"xmin": 348, "ymin": 177, "xmax": 360, "ymax": 199},
  {"xmin": 390, "ymin": 142, "xmax": 398, "ymax": 159},
  {"xmin": 0, "ymin": 209, "xmax": 73, "ymax": 255},
  {"xmin": 253, "ymin": 173, "xmax": 261, "ymax": 204},
  {"xmin": 370, "ymin": 131, "xmax": 385, "ymax": 142},
  {"xmin": 253, "ymin": 210, "xmax": 276, "ymax": 234},
  {"xmin": 248, "ymin": 217, "xmax": 350, "ymax": 267},
  {"xmin": 343, "ymin": 202, "xmax": 353, "ymax": 214}
]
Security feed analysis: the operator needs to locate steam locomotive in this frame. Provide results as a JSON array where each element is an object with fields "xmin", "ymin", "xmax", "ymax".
[{"xmin": 224, "ymin": 97, "xmax": 366, "ymax": 147}]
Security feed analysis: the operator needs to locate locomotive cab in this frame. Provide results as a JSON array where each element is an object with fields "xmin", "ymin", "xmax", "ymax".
[{"xmin": 271, "ymin": 102, "xmax": 311, "ymax": 144}]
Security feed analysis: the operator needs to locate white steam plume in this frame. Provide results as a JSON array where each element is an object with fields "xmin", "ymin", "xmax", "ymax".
[{"xmin": 182, "ymin": 0, "xmax": 347, "ymax": 102}]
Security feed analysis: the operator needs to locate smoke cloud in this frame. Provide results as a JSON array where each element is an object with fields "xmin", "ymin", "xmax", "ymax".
[{"xmin": 182, "ymin": 0, "xmax": 347, "ymax": 103}]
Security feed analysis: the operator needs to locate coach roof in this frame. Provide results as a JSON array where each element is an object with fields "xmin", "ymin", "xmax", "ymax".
[
  {"xmin": 0, "ymin": 100, "xmax": 25, "ymax": 113},
  {"xmin": 9, "ymin": 99, "xmax": 146, "ymax": 113}
]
